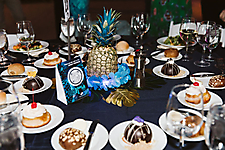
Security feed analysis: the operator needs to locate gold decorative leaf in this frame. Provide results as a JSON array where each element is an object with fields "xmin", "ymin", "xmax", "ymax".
[{"xmin": 104, "ymin": 88, "xmax": 139, "ymax": 107}]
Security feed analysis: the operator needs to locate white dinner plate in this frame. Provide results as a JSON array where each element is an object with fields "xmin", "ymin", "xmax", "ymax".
[
  {"xmin": 157, "ymin": 37, "xmax": 185, "ymax": 48},
  {"xmin": 22, "ymin": 105, "xmax": 64, "ymax": 134},
  {"xmin": 8, "ymin": 76, "xmax": 52, "ymax": 95},
  {"xmin": 34, "ymin": 58, "xmax": 67, "ymax": 69},
  {"xmin": 109, "ymin": 120, "xmax": 167, "ymax": 150},
  {"xmin": 0, "ymin": 66, "xmax": 38, "ymax": 81},
  {"xmin": 59, "ymin": 49, "xmax": 85, "ymax": 58},
  {"xmin": 6, "ymin": 94, "xmax": 29, "ymax": 103},
  {"xmin": 153, "ymin": 65, "xmax": 189, "ymax": 79},
  {"xmin": 159, "ymin": 113, "xmax": 205, "ymax": 141},
  {"xmin": 62, "ymin": 46, "xmax": 88, "ymax": 54},
  {"xmin": 118, "ymin": 56, "xmax": 150, "ymax": 67},
  {"xmin": 51, "ymin": 120, "xmax": 108, "ymax": 150},
  {"xmin": 9, "ymin": 40, "xmax": 49, "ymax": 53},
  {"xmin": 190, "ymin": 72, "xmax": 225, "ymax": 90},
  {"xmin": 116, "ymin": 46, "xmax": 135, "ymax": 55},
  {"xmin": 177, "ymin": 90, "xmax": 223, "ymax": 111},
  {"xmin": 151, "ymin": 51, "xmax": 182, "ymax": 61}
]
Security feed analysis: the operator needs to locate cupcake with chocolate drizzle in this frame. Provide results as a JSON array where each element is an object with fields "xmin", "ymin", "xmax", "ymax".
[
  {"xmin": 161, "ymin": 58, "xmax": 180, "ymax": 76},
  {"xmin": 124, "ymin": 116, "xmax": 152, "ymax": 145},
  {"xmin": 22, "ymin": 71, "xmax": 44, "ymax": 91}
]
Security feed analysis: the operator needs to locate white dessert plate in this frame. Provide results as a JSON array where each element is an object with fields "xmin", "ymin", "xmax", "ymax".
[
  {"xmin": 61, "ymin": 46, "xmax": 88, "ymax": 54},
  {"xmin": 6, "ymin": 94, "xmax": 29, "ymax": 103},
  {"xmin": 51, "ymin": 120, "xmax": 108, "ymax": 150},
  {"xmin": 109, "ymin": 120, "xmax": 167, "ymax": 150},
  {"xmin": 157, "ymin": 37, "xmax": 185, "ymax": 49},
  {"xmin": 151, "ymin": 51, "xmax": 182, "ymax": 61},
  {"xmin": 177, "ymin": 90, "xmax": 223, "ymax": 111},
  {"xmin": 59, "ymin": 49, "xmax": 85, "ymax": 58},
  {"xmin": 22, "ymin": 105, "xmax": 64, "ymax": 134},
  {"xmin": 8, "ymin": 77, "xmax": 52, "ymax": 95},
  {"xmin": 34, "ymin": 58, "xmax": 67, "ymax": 69},
  {"xmin": 159, "ymin": 113, "xmax": 205, "ymax": 141},
  {"xmin": 0, "ymin": 66, "xmax": 38, "ymax": 81},
  {"xmin": 116, "ymin": 46, "xmax": 135, "ymax": 55},
  {"xmin": 118, "ymin": 56, "xmax": 150, "ymax": 67},
  {"xmin": 153, "ymin": 65, "xmax": 189, "ymax": 79},
  {"xmin": 9, "ymin": 40, "xmax": 49, "ymax": 53},
  {"xmin": 190, "ymin": 72, "xmax": 225, "ymax": 90}
]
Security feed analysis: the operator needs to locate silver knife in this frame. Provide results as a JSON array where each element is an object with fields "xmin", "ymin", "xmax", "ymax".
[
  {"xmin": 84, "ymin": 120, "xmax": 99, "ymax": 150},
  {"xmin": 0, "ymin": 75, "xmax": 28, "ymax": 78},
  {"xmin": 190, "ymin": 73, "xmax": 215, "ymax": 78}
]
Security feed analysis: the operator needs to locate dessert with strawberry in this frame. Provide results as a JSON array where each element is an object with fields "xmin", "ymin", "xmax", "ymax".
[
  {"xmin": 21, "ymin": 102, "xmax": 51, "ymax": 128},
  {"xmin": 185, "ymin": 82, "xmax": 211, "ymax": 104},
  {"xmin": 43, "ymin": 51, "xmax": 62, "ymax": 66}
]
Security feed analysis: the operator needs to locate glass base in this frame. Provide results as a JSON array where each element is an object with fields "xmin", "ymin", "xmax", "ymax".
[
  {"xmin": 205, "ymin": 56, "xmax": 215, "ymax": 62},
  {"xmin": 194, "ymin": 60, "xmax": 210, "ymax": 67},
  {"xmin": 182, "ymin": 55, "xmax": 192, "ymax": 62},
  {"xmin": 0, "ymin": 62, "xmax": 10, "ymax": 68},
  {"xmin": 22, "ymin": 59, "xmax": 36, "ymax": 65}
]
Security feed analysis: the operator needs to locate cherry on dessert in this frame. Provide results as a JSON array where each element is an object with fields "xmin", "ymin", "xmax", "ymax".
[
  {"xmin": 48, "ymin": 51, "xmax": 52, "ymax": 55},
  {"xmin": 193, "ymin": 82, "xmax": 199, "ymax": 86},
  {"xmin": 31, "ymin": 102, "xmax": 37, "ymax": 109}
]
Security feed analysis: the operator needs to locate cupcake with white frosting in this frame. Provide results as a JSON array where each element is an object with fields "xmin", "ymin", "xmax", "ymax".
[{"xmin": 43, "ymin": 51, "xmax": 62, "ymax": 66}]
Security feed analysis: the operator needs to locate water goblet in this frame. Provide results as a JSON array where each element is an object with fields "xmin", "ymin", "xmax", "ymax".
[
  {"xmin": 205, "ymin": 24, "xmax": 222, "ymax": 62},
  {"xmin": 76, "ymin": 14, "xmax": 92, "ymax": 46},
  {"xmin": 130, "ymin": 13, "xmax": 150, "ymax": 49},
  {"xmin": 179, "ymin": 17, "xmax": 197, "ymax": 61},
  {"xmin": 16, "ymin": 20, "xmax": 35, "ymax": 65},
  {"xmin": 194, "ymin": 21, "xmax": 216, "ymax": 67},
  {"xmin": 166, "ymin": 84, "xmax": 204, "ymax": 148},
  {"xmin": 205, "ymin": 105, "xmax": 225, "ymax": 150},
  {"xmin": 0, "ymin": 29, "xmax": 10, "ymax": 68},
  {"xmin": 0, "ymin": 80, "xmax": 24, "ymax": 150}
]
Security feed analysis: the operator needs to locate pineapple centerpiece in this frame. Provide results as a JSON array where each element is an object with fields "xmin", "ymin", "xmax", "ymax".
[{"xmin": 87, "ymin": 8, "xmax": 121, "ymax": 77}]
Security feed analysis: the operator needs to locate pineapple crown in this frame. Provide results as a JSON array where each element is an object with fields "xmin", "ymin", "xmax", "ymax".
[{"xmin": 92, "ymin": 8, "xmax": 121, "ymax": 46}]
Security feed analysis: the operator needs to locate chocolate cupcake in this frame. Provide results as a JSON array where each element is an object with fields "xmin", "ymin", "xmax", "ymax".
[
  {"xmin": 124, "ymin": 116, "xmax": 152, "ymax": 144},
  {"xmin": 161, "ymin": 58, "xmax": 180, "ymax": 76},
  {"xmin": 22, "ymin": 76, "xmax": 44, "ymax": 91}
]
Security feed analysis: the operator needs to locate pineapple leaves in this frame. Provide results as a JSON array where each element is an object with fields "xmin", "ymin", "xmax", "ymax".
[{"xmin": 104, "ymin": 88, "xmax": 139, "ymax": 107}]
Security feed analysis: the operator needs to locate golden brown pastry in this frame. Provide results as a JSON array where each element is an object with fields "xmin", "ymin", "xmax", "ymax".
[
  {"xmin": 126, "ymin": 55, "xmax": 135, "ymax": 64},
  {"xmin": 116, "ymin": 41, "xmax": 129, "ymax": 52},
  {"xmin": 7, "ymin": 63, "xmax": 25, "ymax": 75},
  {"xmin": 208, "ymin": 75, "xmax": 225, "ymax": 88},
  {"xmin": 164, "ymin": 48, "xmax": 179, "ymax": 58},
  {"xmin": 43, "ymin": 51, "xmax": 62, "ymax": 66},
  {"xmin": 0, "ymin": 91, "xmax": 6, "ymax": 105},
  {"xmin": 71, "ymin": 44, "xmax": 82, "ymax": 54}
]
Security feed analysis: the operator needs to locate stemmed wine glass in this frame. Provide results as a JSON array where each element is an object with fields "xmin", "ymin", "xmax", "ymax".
[
  {"xmin": 179, "ymin": 17, "xmax": 198, "ymax": 61},
  {"xmin": 0, "ymin": 29, "xmax": 10, "ymax": 68},
  {"xmin": 166, "ymin": 84, "xmax": 204, "ymax": 148},
  {"xmin": 205, "ymin": 24, "xmax": 222, "ymax": 62},
  {"xmin": 130, "ymin": 13, "xmax": 150, "ymax": 49},
  {"xmin": 205, "ymin": 105, "xmax": 225, "ymax": 150},
  {"xmin": 16, "ymin": 20, "xmax": 35, "ymax": 65},
  {"xmin": 76, "ymin": 14, "xmax": 92, "ymax": 46},
  {"xmin": 61, "ymin": 17, "xmax": 75, "ymax": 39},
  {"xmin": 194, "ymin": 21, "xmax": 216, "ymax": 67},
  {"xmin": 0, "ymin": 79, "xmax": 24, "ymax": 150}
]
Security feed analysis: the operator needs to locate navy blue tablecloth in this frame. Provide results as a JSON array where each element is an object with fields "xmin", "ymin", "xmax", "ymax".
[{"xmin": 3, "ymin": 36, "xmax": 225, "ymax": 150}]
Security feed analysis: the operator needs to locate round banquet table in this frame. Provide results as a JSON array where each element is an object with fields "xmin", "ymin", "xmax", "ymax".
[{"xmin": 1, "ymin": 35, "xmax": 225, "ymax": 150}]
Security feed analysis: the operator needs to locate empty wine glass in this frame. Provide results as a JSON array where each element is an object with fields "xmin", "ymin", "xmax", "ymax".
[
  {"xmin": 205, "ymin": 24, "xmax": 222, "ymax": 62},
  {"xmin": 0, "ymin": 80, "xmax": 24, "ymax": 150},
  {"xmin": 76, "ymin": 14, "xmax": 92, "ymax": 46},
  {"xmin": 166, "ymin": 84, "xmax": 204, "ymax": 148},
  {"xmin": 61, "ymin": 17, "xmax": 75, "ymax": 38},
  {"xmin": 0, "ymin": 29, "xmax": 10, "ymax": 68},
  {"xmin": 179, "ymin": 17, "xmax": 197, "ymax": 61},
  {"xmin": 16, "ymin": 21, "xmax": 35, "ymax": 65},
  {"xmin": 194, "ymin": 21, "xmax": 216, "ymax": 67},
  {"xmin": 205, "ymin": 105, "xmax": 225, "ymax": 150},
  {"xmin": 130, "ymin": 13, "xmax": 150, "ymax": 49}
]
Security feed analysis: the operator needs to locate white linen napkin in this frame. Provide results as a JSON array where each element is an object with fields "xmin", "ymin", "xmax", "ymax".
[
  {"xmin": 157, "ymin": 45, "xmax": 182, "ymax": 50},
  {"xmin": 168, "ymin": 21, "xmax": 180, "ymax": 37},
  {"xmin": 220, "ymin": 28, "xmax": 225, "ymax": 48},
  {"xmin": 59, "ymin": 32, "xmax": 76, "ymax": 43},
  {"xmin": 29, "ymin": 49, "xmax": 49, "ymax": 57}
]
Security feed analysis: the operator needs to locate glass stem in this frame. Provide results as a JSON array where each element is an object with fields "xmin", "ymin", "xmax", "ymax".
[
  {"xmin": 208, "ymin": 49, "xmax": 212, "ymax": 58},
  {"xmin": 179, "ymin": 127, "xmax": 185, "ymax": 148},
  {"xmin": 200, "ymin": 46, "xmax": 206, "ymax": 63},
  {"xmin": 135, "ymin": 36, "xmax": 139, "ymax": 46}
]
